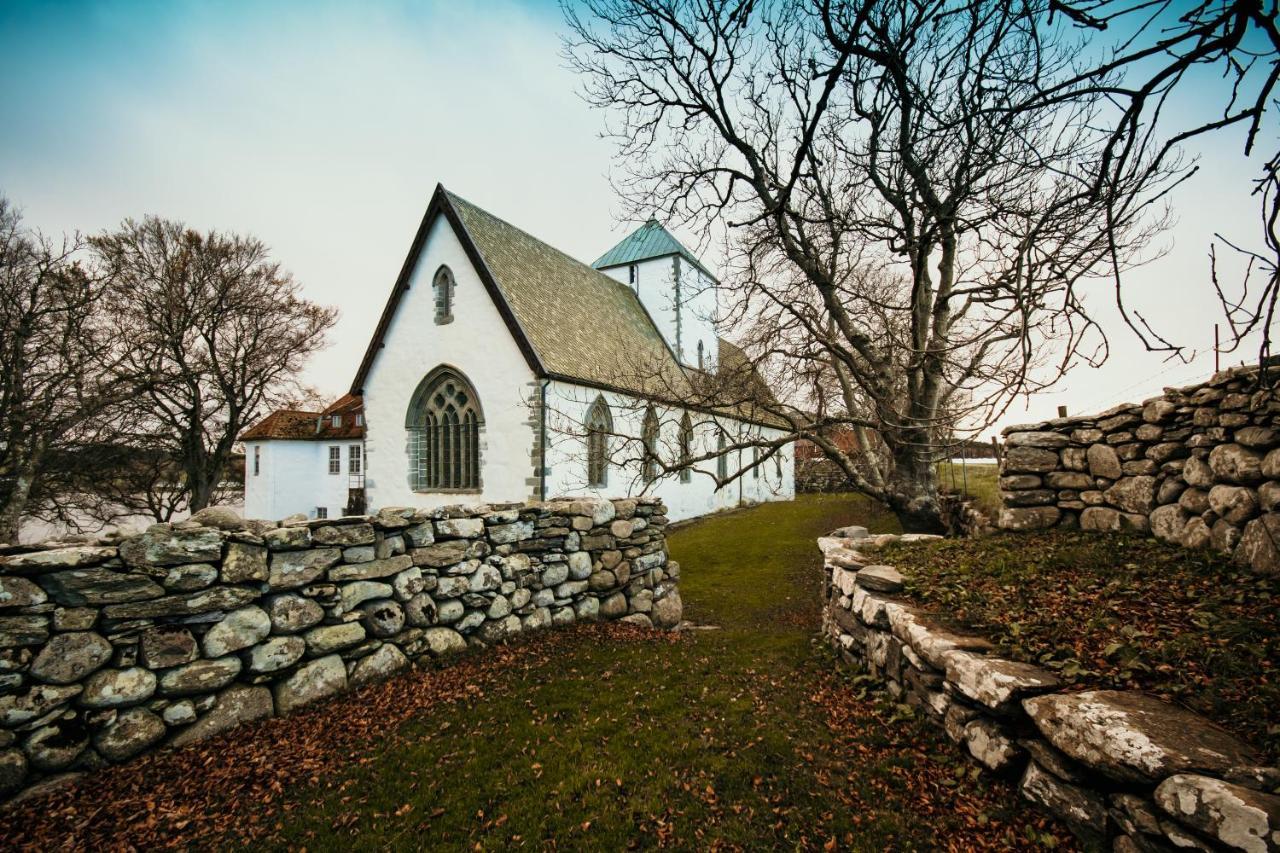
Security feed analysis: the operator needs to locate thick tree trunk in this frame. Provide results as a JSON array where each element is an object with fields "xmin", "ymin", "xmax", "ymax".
[
  {"xmin": 0, "ymin": 458, "xmax": 38, "ymax": 544},
  {"xmin": 884, "ymin": 448, "xmax": 947, "ymax": 534}
]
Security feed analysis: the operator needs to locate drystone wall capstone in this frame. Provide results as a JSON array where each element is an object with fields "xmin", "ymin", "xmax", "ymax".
[
  {"xmin": 0, "ymin": 497, "xmax": 679, "ymax": 802},
  {"xmin": 997, "ymin": 366, "xmax": 1280, "ymax": 574},
  {"xmin": 819, "ymin": 531, "xmax": 1280, "ymax": 851}
]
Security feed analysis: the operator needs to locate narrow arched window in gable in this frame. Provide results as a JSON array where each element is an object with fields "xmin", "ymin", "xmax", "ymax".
[
  {"xmin": 697, "ymin": 340, "xmax": 705, "ymax": 370},
  {"xmin": 433, "ymin": 265, "xmax": 454, "ymax": 325},
  {"xmin": 407, "ymin": 366, "xmax": 482, "ymax": 490},
  {"xmin": 716, "ymin": 429, "xmax": 728, "ymax": 481},
  {"xmin": 642, "ymin": 406, "xmax": 660, "ymax": 484},
  {"xmin": 586, "ymin": 396, "xmax": 612, "ymax": 489},
  {"xmin": 678, "ymin": 412, "xmax": 693, "ymax": 484}
]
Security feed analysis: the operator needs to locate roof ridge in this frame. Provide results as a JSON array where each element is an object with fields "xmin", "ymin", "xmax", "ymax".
[{"xmin": 443, "ymin": 189, "xmax": 641, "ymax": 299}]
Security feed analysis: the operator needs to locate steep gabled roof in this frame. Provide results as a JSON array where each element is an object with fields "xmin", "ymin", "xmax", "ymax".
[
  {"xmin": 350, "ymin": 185, "xmax": 688, "ymax": 399},
  {"xmin": 592, "ymin": 218, "xmax": 716, "ymax": 280},
  {"xmin": 349, "ymin": 185, "xmax": 782, "ymax": 428}
]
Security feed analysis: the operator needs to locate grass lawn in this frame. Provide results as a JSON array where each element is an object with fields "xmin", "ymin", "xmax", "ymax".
[
  {"xmin": 884, "ymin": 531, "xmax": 1280, "ymax": 763},
  {"xmin": 0, "ymin": 495, "xmax": 1075, "ymax": 851},
  {"xmin": 937, "ymin": 461, "xmax": 1000, "ymax": 519}
]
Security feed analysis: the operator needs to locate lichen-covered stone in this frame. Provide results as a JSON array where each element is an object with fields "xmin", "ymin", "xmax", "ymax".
[
  {"xmin": 1209, "ymin": 443, "xmax": 1265, "ymax": 485},
  {"xmin": 102, "ymin": 585, "xmax": 259, "ymax": 620},
  {"xmin": 35, "ymin": 568, "xmax": 163, "ymax": 607},
  {"xmin": 30, "ymin": 631, "xmax": 112, "ymax": 684},
  {"xmin": 1235, "ymin": 513, "xmax": 1280, "ymax": 575},
  {"xmin": 267, "ymin": 548, "xmax": 342, "ymax": 589},
  {"xmin": 329, "ymin": 554, "xmax": 414, "ymax": 582},
  {"xmin": 1019, "ymin": 761, "xmax": 1108, "ymax": 841},
  {"xmin": 274, "ymin": 655, "xmax": 347, "ymax": 715},
  {"xmin": 0, "ymin": 684, "xmax": 81, "ymax": 727},
  {"xmin": 1104, "ymin": 476, "xmax": 1157, "ymax": 515},
  {"xmin": 93, "ymin": 707, "xmax": 166, "ymax": 761},
  {"xmin": 202, "ymin": 606, "xmax": 271, "ymax": 656},
  {"xmin": 650, "ymin": 588, "xmax": 683, "ymax": 629},
  {"xmin": 311, "ymin": 523, "xmax": 375, "ymax": 547},
  {"xmin": 942, "ymin": 651, "xmax": 1060, "ymax": 712},
  {"xmin": 963, "ymin": 718, "xmax": 1022, "ymax": 772},
  {"xmin": 169, "ymin": 685, "xmax": 273, "ymax": 747},
  {"xmin": 350, "ymin": 643, "xmax": 408, "ymax": 687},
  {"xmin": 1004, "ymin": 446, "xmax": 1061, "ymax": 473},
  {"xmin": 304, "ymin": 622, "xmax": 366, "ymax": 655},
  {"xmin": 265, "ymin": 594, "xmax": 324, "ymax": 633},
  {"xmin": 0, "ymin": 546, "xmax": 116, "ymax": 574},
  {"xmin": 1154, "ymin": 774, "xmax": 1280, "ymax": 853},
  {"xmin": 1086, "ymin": 444, "xmax": 1123, "ymax": 479},
  {"xmin": 998, "ymin": 506, "xmax": 1060, "ymax": 531},
  {"xmin": 119, "ymin": 526, "xmax": 223, "ymax": 567},
  {"xmin": 1023, "ymin": 690, "xmax": 1259, "ymax": 784},
  {"xmin": 221, "ymin": 542, "xmax": 268, "ymax": 583},
  {"xmin": 423, "ymin": 627, "xmax": 466, "ymax": 656},
  {"xmin": 79, "ymin": 667, "xmax": 156, "ymax": 709},
  {"xmin": 158, "ymin": 656, "xmax": 242, "ymax": 697},
  {"xmin": 0, "ymin": 577, "xmax": 46, "ymax": 609},
  {"xmin": 139, "ymin": 626, "xmax": 197, "ymax": 669}
]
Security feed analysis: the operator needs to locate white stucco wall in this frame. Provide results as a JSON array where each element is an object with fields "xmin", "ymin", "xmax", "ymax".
[
  {"xmin": 541, "ymin": 379, "xmax": 794, "ymax": 522},
  {"xmin": 360, "ymin": 214, "xmax": 538, "ymax": 512},
  {"xmin": 601, "ymin": 255, "xmax": 718, "ymax": 371},
  {"xmin": 243, "ymin": 439, "xmax": 363, "ymax": 520}
]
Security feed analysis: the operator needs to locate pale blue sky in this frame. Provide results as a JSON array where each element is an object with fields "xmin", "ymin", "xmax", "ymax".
[{"xmin": 1, "ymin": 0, "xmax": 1272, "ymax": 435}]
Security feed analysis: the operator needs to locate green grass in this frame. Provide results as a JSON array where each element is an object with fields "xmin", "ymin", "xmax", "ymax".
[
  {"xmin": 937, "ymin": 461, "xmax": 1000, "ymax": 519},
  {"xmin": 255, "ymin": 495, "xmax": 1071, "ymax": 850},
  {"xmin": 885, "ymin": 531, "xmax": 1280, "ymax": 763},
  {"xmin": 1, "ymin": 495, "xmax": 1076, "ymax": 850}
]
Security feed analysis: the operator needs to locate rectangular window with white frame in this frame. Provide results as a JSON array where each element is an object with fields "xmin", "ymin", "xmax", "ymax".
[
  {"xmin": 315, "ymin": 507, "xmax": 328, "ymax": 519},
  {"xmin": 328, "ymin": 445, "xmax": 340, "ymax": 474},
  {"xmin": 349, "ymin": 444, "xmax": 362, "ymax": 475}
]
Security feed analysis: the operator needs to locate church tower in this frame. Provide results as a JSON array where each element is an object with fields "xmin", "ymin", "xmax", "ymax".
[{"xmin": 592, "ymin": 219, "xmax": 719, "ymax": 372}]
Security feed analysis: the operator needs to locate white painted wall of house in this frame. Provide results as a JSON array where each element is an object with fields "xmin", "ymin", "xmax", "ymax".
[
  {"xmin": 360, "ymin": 214, "xmax": 538, "ymax": 512},
  {"xmin": 243, "ymin": 439, "xmax": 363, "ymax": 520},
  {"xmin": 541, "ymin": 379, "xmax": 794, "ymax": 522}
]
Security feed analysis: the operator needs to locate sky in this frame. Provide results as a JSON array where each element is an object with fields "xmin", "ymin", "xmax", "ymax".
[{"xmin": 1, "ymin": 0, "xmax": 1274, "ymax": 440}]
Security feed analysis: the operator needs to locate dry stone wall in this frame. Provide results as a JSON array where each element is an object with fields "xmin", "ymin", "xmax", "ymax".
[
  {"xmin": 997, "ymin": 366, "xmax": 1280, "ymax": 574},
  {"xmin": 0, "ymin": 497, "xmax": 679, "ymax": 802},
  {"xmin": 819, "ymin": 531, "xmax": 1280, "ymax": 851}
]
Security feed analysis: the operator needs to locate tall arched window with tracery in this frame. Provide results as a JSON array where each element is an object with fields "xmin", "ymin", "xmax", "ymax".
[
  {"xmin": 433, "ymin": 265, "xmax": 454, "ymax": 325},
  {"xmin": 586, "ymin": 396, "xmax": 612, "ymax": 489},
  {"xmin": 678, "ymin": 412, "xmax": 693, "ymax": 483},
  {"xmin": 642, "ymin": 406, "xmax": 660, "ymax": 483},
  {"xmin": 406, "ymin": 366, "xmax": 482, "ymax": 490}
]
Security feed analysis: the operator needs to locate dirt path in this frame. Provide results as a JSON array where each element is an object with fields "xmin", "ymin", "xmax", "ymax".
[{"xmin": 0, "ymin": 495, "xmax": 1072, "ymax": 850}]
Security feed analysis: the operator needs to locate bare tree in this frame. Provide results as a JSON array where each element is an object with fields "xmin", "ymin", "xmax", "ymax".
[
  {"xmin": 1047, "ymin": 0, "xmax": 1279, "ymax": 365},
  {"xmin": 90, "ymin": 217, "xmax": 337, "ymax": 516},
  {"xmin": 0, "ymin": 198, "xmax": 124, "ymax": 542},
  {"xmin": 564, "ymin": 0, "xmax": 1177, "ymax": 530}
]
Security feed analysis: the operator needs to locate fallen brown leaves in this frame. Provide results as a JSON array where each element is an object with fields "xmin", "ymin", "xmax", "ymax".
[{"xmin": 0, "ymin": 623, "xmax": 667, "ymax": 852}]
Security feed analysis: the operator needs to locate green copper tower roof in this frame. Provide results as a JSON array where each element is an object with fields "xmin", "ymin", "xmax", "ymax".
[{"xmin": 592, "ymin": 219, "xmax": 716, "ymax": 280}]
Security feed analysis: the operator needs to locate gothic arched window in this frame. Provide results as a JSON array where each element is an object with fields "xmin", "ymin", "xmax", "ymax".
[
  {"xmin": 406, "ymin": 367, "xmax": 482, "ymax": 490},
  {"xmin": 678, "ymin": 412, "xmax": 693, "ymax": 483},
  {"xmin": 642, "ymin": 406, "xmax": 660, "ymax": 483},
  {"xmin": 586, "ymin": 396, "xmax": 612, "ymax": 489},
  {"xmin": 433, "ymin": 265, "xmax": 454, "ymax": 325},
  {"xmin": 697, "ymin": 340, "xmax": 705, "ymax": 369}
]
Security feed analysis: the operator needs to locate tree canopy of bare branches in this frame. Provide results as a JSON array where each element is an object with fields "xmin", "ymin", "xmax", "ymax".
[
  {"xmin": 89, "ymin": 217, "xmax": 337, "ymax": 517},
  {"xmin": 565, "ymin": 0, "xmax": 1179, "ymax": 530},
  {"xmin": 0, "ymin": 199, "xmax": 126, "ymax": 542}
]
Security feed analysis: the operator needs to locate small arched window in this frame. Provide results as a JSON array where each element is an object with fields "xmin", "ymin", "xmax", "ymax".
[
  {"xmin": 406, "ymin": 367, "xmax": 482, "ymax": 490},
  {"xmin": 433, "ymin": 265, "xmax": 454, "ymax": 325},
  {"xmin": 678, "ymin": 412, "xmax": 693, "ymax": 484},
  {"xmin": 642, "ymin": 406, "xmax": 660, "ymax": 483},
  {"xmin": 586, "ymin": 396, "xmax": 612, "ymax": 489},
  {"xmin": 697, "ymin": 340, "xmax": 705, "ymax": 369},
  {"xmin": 716, "ymin": 430, "xmax": 728, "ymax": 481}
]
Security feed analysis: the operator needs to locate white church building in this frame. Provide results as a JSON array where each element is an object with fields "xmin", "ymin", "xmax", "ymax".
[{"xmin": 241, "ymin": 185, "xmax": 795, "ymax": 523}]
